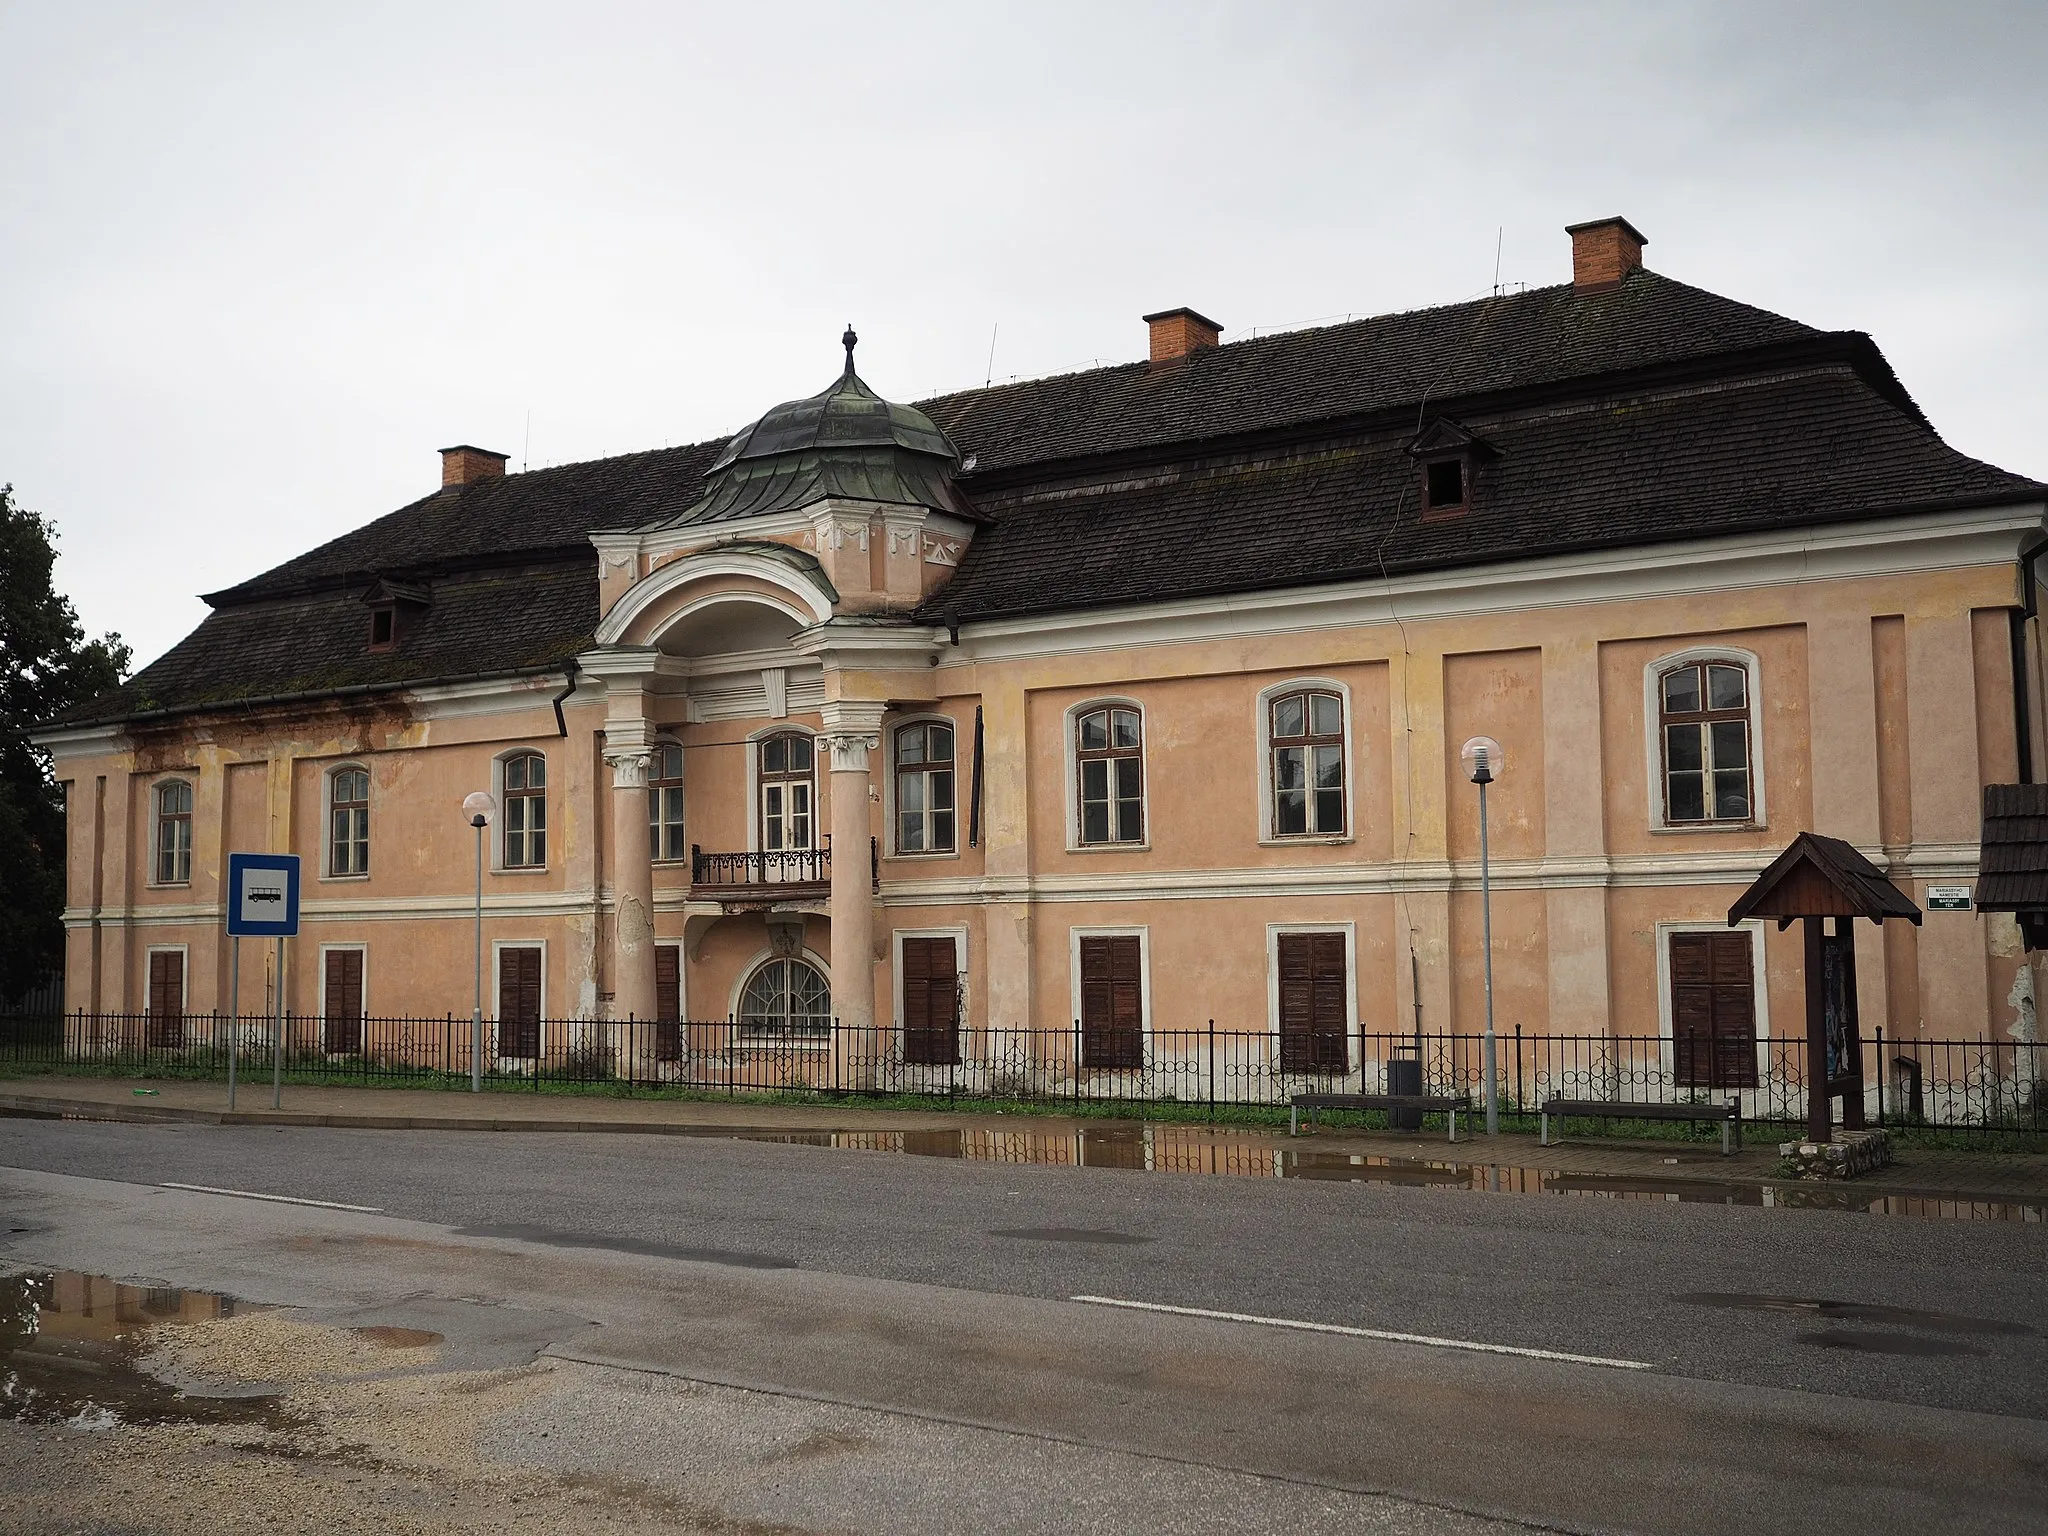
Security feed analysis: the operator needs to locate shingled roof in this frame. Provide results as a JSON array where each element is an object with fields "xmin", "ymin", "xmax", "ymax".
[
  {"xmin": 1977, "ymin": 783, "xmax": 2048, "ymax": 911},
  {"xmin": 53, "ymin": 267, "xmax": 2047, "ymax": 728}
]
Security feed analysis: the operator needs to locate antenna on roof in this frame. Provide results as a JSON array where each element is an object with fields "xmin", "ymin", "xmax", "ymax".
[
  {"xmin": 1492, "ymin": 227, "xmax": 1504, "ymax": 297},
  {"xmin": 985, "ymin": 322, "xmax": 999, "ymax": 388},
  {"xmin": 522, "ymin": 409, "xmax": 531, "ymax": 473}
]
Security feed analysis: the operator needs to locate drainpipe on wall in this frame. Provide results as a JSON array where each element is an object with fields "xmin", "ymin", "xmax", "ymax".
[{"xmin": 551, "ymin": 659, "xmax": 580, "ymax": 737}]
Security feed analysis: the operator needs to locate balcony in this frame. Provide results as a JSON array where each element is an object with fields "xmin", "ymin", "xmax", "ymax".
[{"xmin": 689, "ymin": 836, "xmax": 878, "ymax": 904}]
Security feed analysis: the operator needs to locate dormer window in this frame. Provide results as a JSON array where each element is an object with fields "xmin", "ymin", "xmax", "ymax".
[
  {"xmin": 1407, "ymin": 418, "xmax": 1497, "ymax": 522},
  {"xmin": 1424, "ymin": 458, "xmax": 1466, "ymax": 513},
  {"xmin": 359, "ymin": 576, "xmax": 429, "ymax": 653}
]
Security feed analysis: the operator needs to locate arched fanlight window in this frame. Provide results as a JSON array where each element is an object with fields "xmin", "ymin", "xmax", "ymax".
[{"xmin": 737, "ymin": 956, "xmax": 831, "ymax": 1042}]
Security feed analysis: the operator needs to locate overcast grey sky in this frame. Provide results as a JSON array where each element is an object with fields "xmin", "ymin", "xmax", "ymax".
[{"xmin": 4, "ymin": 1, "xmax": 2044, "ymax": 671}]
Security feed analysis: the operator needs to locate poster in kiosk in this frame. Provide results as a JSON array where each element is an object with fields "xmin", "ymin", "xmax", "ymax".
[{"xmin": 225, "ymin": 852, "xmax": 300, "ymax": 1108}]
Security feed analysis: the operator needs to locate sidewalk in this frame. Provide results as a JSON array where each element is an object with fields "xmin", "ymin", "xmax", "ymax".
[{"xmin": 4, "ymin": 1073, "xmax": 2046, "ymax": 1205}]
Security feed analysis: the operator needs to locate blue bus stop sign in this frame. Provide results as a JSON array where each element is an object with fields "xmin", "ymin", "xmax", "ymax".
[{"xmin": 226, "ymin": 852, "xmax": 301, "ymax": 937}]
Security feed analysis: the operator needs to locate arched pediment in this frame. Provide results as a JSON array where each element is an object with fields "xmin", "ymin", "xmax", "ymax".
[{"xmin": 595, "ymin": 542, "xmax": 839, "ymax": 650}]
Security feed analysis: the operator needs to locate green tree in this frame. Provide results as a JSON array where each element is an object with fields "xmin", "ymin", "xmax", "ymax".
[{"xmin": 2, "ymin": 485, "xmax": 129, "ymax": 1001}]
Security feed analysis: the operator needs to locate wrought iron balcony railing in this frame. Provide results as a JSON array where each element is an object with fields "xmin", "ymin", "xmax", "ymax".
[{"xmin": 691, "ymin": 837, "xmax": 832, "ymax": 894}]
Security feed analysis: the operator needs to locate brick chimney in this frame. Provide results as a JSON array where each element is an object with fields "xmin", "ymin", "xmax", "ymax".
[
  {"xmin": 1565, "ymin": 217, "xmax": 1648, "ymax": 292},
  {"xmin": 439, "ymin": 444, "xmax": 508, "ymax": 488},
  {"xmin": 1143, "ymin": 307, "xmax": 1222, "ymax": 365}
]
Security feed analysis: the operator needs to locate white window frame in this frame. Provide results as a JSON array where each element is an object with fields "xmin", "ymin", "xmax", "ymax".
[
  {"xmin": 884, "ymin": 713, "xmax": 961, "ymax": 860},
  {"xmin": 489, "ymin": 938, "xmax": 547, "ymax": 1066},
  {"xmin": 1652, "ymin": 919, "xmax": 1773, "ymax": 1094},
  {"xmin": 1067, "ymin": 924, "xmax": 1152, "ymax": 1061},
  {"xmin": 744, "ymin": 723, "xmax": 821, "ymax": 856},
  {"xmin": 1254, "ymin": 678, "xmax": 1355, "ymax": 846},
  {"xmin": 1643, "ymin": 646, "xmax": 1766, "ymax": 833},
  {"xmin": 492, "ymin": 748, "xmax": 550, "ymax": 872},
  {"xmin": 728, "ymin": 945, "xmax": 834, "ymax": 1049},
  {"xmin": 148, "ymin": 776, "xmax": 195, "ymax": 888},
  {"xmin": 648, "ymin": 738, "xmax": 688, "ymax": 864},
  {"xmin": 316, "ymin": 942, "xmax": 369, "ymax": 1054},
  {"xmin": 1062, "ymin": 698, "xmax": 1149, "ymax": 853},
  {"xmin": 892, "ymin": 924, "xmax": 970, "ymax": 1035},
  {"xmin": 1265, "ymin": 920, "xmax": 1359, "ymax": 1074},
  {"xmin": 321, "ymin": 762, "xmax": 371, "ymax": 882},
  {"xmin": 142, "ymin": 942, "xmax": 190, "ymax": 1013}
]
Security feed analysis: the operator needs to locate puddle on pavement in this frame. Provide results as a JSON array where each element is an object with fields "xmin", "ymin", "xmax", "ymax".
[
  {"xmin": 348, "ymin": 1325, "xmax": 443, "ymax": 1348},
  {"xmin": 0, "ymin": 1270, "xmax": 295, "ymax": 1430},
  {"xmin": 658, "ymin": 1123, "xmax": 2048, "ymax": 1222}
]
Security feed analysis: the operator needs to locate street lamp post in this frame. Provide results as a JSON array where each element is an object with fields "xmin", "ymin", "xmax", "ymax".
[
  {"xmin": 462, "ymin": 791, "xmax": 496, "ymax": 1094},
  {"xmin": 1460, "ymin": 736, "xmax": 1503, "ymax": 1136}
]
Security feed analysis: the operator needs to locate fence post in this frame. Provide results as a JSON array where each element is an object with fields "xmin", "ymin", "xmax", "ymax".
[
  {"xmin": 1073, "ymin": 1019, "xmax": 1082, "ymax": 1111},
  {"xmin": 1513, "ymin": 1024, "xmax": 1523, "ymax": 1116},
  {"xmin": 1874, "ymin": 1024, "xmax": 1885, "ymax": 1127},
  {"xmin": 1207, "ymin": 1019, "xmax": 1216, "ymax": 1123}
]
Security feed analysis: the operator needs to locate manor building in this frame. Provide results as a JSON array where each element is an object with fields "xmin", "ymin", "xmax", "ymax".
[{"xmin": 35, "ymin": 219, "xmax": 2048, "ymax": 1083}]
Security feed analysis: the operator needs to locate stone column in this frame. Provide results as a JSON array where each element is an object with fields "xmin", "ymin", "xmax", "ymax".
[
  {"xmin": 605, "ymin": 744, "xmax": 659, "ymax": 1029},
  {"xmin": 821, "ymin": 701, "xmax": 885, "ymax": 1077}
]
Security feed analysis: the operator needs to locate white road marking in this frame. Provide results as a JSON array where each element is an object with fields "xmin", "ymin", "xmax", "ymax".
[
  {"xmin": 1069, "ymin": 1295, "xmax": 1654, "ymax": 1370},
  {"xmin": 158, "ymin": 1181, "xmax": 382, "ymax": 1213}
]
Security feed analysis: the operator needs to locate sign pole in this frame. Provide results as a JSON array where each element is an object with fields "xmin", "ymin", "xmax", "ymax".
[
  {"xmin": 272, "ymin": 934, "xmax": 285, "ymax": 1110},
  {"xmin": 227, "ymin": 936, "xmax": 239, "ymax": 1111}
]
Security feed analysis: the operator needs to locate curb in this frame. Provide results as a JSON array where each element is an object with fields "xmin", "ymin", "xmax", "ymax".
[{"xmin": 0, "ymin": 1091, "xmax": 721, "ymax": 1136}]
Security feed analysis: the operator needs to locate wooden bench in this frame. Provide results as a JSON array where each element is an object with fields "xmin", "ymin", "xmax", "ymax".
[
  {"xmin": 1289, "ymin": 1093, "xmax": 1466, "ymax": 1142},
  {"xmin": 1539, "ymin": 1097, "xmax": 1742, "ymax": 1156}
]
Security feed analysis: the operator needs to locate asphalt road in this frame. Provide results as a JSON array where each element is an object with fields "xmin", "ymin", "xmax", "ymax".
[{"xmin": 2, "ymin": 1117, "xmax": 2046, "ymax": 1534}]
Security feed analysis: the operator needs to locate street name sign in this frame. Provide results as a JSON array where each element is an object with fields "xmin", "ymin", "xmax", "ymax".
[
  {"xmin": 226, "ymin": 853, "xmax": 301, "ymax": 936},
  {"xmin": 1925, "ymin": 885, "xmax": 1971, "ymax": 912}
]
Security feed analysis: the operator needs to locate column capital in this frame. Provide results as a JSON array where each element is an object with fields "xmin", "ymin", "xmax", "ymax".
[
  {"xmin": 819, "ymin": 699, "xmax": 888, "ymax": 774},
  {"xmin": 603, "ymin": 747, "xmax": 653, "ymax": 789}
]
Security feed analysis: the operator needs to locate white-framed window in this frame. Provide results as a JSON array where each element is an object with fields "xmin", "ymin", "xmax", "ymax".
[
  {"xmin": 892, "ymin": 716, "xmax": 956, "ymax": 855},
  {"xmin": 894, "ymin": 926, "xmax": 968, "ymax": 1066},
  {"xmin": 1643, "ymin": 648, "xmax": 1765, "ymax": 831},
  {"xmin": 491, "ymin": 940, "xmax": 546, "ymax": 1061},
  {"xmin": 153, "ymin": 778, "xmax": 193, "ymax": 885},
  {"xmin": 1066, "ymin": 700, "xmax": 1146, "ymax": 849},
  {"xmin": 1654, "ymin": 920, "xmax": 1771, "ymax": 1092},
  {"xmin": 756, "ymin": 730, "xmax": 816, "ymax": 853},
  {"xmin": 1256, "ymin": 680, "xmax": 1352, "ymax": 842},
  {"xmin": 319, "ymin": 943, "xmax": 368, "ymax": 1054},
  {"xmin": 735, "ymin": 953, "xmax": 832, "ymax": 1045},
  {"xmin": 1266, "ymin": 922, "xmax": 1357, "ymax": 1074},
  {"xmin": 500, "ymin": 750, "xmax": 547, "ymax": 868},
  {"xmin": 1069, "ymin": 925, "xmax": 1150, "ymax": 1067},
  {"xmin": 648, "ymin": 741, "xmax": 686, "ymax": 862},
  {"xmin": 326, "ymin": 764, "xmax": 370, "ymax": 878}
]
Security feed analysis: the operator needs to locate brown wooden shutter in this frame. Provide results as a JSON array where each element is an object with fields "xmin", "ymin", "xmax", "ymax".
[
  {"xmin": 1080, "ymin": 935, "xmax": 1143, "ymax": 1068},
  {"xmin": 1671, "ymin": 931, "xmax": 1757, "ymax": 1089},
  {"xmin": 499, "ymin": 947, "xmax": 542, "ymax": 1059},
  {"xmin": 1278, "ymin": 932, "xmax": 1348, "ymax": 1072},
  {"xmin": 654, "ymin": 946, "xmax": 682, "ymax": 1061},
  {"xmin": 323, "ymin": 950, "xmax": 364, "ymax": 1055},
  {"xmin": 146, "ymin": 952, "xmax": 184, "ymax": 1049},
  {"xmin": 903, "ymin": 937, "xmax": 961, "ymax": 1066}
]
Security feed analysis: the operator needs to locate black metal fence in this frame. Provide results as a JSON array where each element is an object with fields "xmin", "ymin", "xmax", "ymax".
[{"xmin": 1, "ymin": 1011, "xmax": 2041, "ymax": 1136}]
